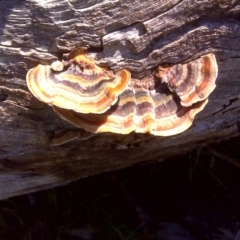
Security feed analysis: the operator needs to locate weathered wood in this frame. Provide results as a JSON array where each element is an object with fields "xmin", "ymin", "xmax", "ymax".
[{"xmin": 0, "ymin": 0, "xmax": 240, "ymax": 200}]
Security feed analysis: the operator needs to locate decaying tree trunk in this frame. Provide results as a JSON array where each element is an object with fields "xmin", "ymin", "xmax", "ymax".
[{"xmin": 0, "ymin": 0, "xmax": 240, "ymax": 200}]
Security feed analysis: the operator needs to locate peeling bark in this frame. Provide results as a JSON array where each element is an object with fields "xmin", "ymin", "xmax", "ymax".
[{"xmin": 0, "ymin": 0, "xmax": 240, "ymax": 200}]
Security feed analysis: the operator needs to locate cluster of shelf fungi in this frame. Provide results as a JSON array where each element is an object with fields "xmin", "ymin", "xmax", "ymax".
[{"xmin": 26, "ymin": 48, "xmax": 218, "ymax": 145}]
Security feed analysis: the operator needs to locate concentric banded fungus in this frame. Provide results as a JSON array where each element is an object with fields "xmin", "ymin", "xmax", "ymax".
[
  {"xmin": 26, "ymin": 50, "xmax": 217, "ymax": 142},
  {"xmin": 26, "ymin": 48, "xmax": 131, "ymax": 113},
  {"xmin": 52, "ymin": 76, "xmax": 208, "ymax": 136},
  {"xmin": 156, "ymin": 53, "xmax": 217, "ymax": 107}
]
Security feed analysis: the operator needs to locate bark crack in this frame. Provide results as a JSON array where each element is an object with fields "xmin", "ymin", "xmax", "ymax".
[{"xmin": 213, "ymin": 98, "xmax": 240, "ymax": 116}]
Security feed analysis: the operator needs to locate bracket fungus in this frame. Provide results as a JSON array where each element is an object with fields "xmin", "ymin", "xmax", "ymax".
[
  {"xmin": 26, "ymin": 50, "xmax": 218, "ymax": 143},
  {"xmin": 26, "ymin": 48, "xmax": 131, "ymax": 114},
  {"xmin": 156, "ymin": 53, "xmax": 217, "ymax": 107}
]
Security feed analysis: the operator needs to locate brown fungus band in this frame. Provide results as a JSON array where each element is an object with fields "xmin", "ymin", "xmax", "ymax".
[{"xmin": 26, "ymin": 50, "xmax": 218, "ymax": 140}]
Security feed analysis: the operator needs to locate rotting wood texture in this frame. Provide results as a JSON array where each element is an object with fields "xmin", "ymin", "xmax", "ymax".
[{"xmin": 0, "ymin": 0, "xmax": 240, "ymax": 200}]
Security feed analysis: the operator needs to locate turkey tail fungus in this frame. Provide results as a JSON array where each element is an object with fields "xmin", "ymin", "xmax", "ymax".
[
  {"xmin": 26, "ymin": 50, "xmax": 218, "ymax": 145},
  {"xmin": 26, "ymin": 48, "xmax": 131, "ymax": 114},
  {"xmin": 156, "ymin": 53, "xmax": 218, "ymax": 107}
]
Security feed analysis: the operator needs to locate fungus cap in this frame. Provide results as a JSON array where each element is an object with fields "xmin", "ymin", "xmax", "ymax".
[
  {"xmin": 26, "ymin": 48, "xmax": 131, "ymax": 114},
  {"xmin": 156, "ymin": 53, "xmax": 217, "ymax": 107}
]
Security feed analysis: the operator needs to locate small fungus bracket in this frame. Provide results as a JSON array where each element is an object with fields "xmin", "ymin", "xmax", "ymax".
[
  {"xmin": 156, "ymin": 53, "xmax": 218, "ymax": 107},
  {"xmin": 50, "ymin": 130, "xmax": 94, "ymax": 146}
]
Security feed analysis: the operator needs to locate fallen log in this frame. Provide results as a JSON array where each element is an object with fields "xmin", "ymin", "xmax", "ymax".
[{"xmin": 0, "ymin": 0, "xmax": 240, "ymax": 200}]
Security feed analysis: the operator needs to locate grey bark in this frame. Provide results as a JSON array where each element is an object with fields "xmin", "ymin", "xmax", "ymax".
[{"xmin": 0, "ymin": 0, "xmax": 240, "ymax": 200}]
